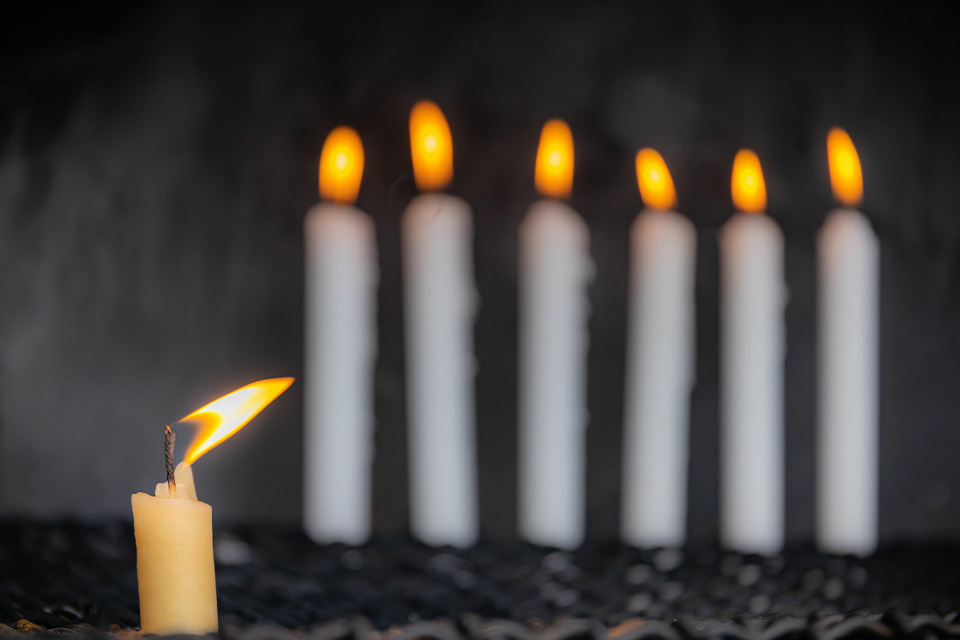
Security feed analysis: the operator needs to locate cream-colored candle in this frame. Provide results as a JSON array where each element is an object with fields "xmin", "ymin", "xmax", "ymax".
[
  {"xmin": 132, "ymin": 461, "xmax": 217, "ymax": 636},
  {"xmin": 131, "ymin": 378, "xmax": 293, "ymax": 635}
]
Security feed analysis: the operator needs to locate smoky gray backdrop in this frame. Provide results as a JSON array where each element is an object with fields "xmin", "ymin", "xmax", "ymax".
[{"xmin": 1, "ymin": 1, "xmax": 959, "ymax": 544}]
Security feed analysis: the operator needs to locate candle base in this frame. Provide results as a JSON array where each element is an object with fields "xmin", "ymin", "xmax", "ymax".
[{"xmin": 132, "ymin": 486, "xmax": 218, "ymax": 635}]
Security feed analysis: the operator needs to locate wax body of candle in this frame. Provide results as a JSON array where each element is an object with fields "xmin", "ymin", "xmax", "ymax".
[
  {"xmin": 622, "ymin": 208, "xmax": 697, "ymax": 548},
  {"xmin": 303, "ymin": 202, "xmax": 378, "ymax": 545},
  {"xmin": 518, "ymin": 199, "xmax": 592, "ymax": 549},
  {"xmin": 402, "ymin": 192, "xmax": 478, "ymax": 547},
  {"xmin": 132, "ymin": 462, "xmax": 217, "ymax": 635},
  {"xmin": 817, "ymin": 209, "xmax": 879, "ymax": 555},
  {"xmin": 719, "ymin": 213, "xmax": 786, "ymax": 555}
]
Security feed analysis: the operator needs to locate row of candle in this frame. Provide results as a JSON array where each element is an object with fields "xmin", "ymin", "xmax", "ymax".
[{"xmin": 303, "ymin": 102, "xmax": 878, "ymax": 557}]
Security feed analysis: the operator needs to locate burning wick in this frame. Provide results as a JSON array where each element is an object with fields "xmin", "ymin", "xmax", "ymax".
[{"xmin": 164, "ymin": 425, "xmax": 177, "ymax": 499}]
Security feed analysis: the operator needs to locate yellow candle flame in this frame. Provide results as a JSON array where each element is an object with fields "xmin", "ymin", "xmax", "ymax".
[
  {"xmin": 182, "ymin": 378, "xmax": 294, "ymax": 464},
  {"xmin": 410, "ymin": 101, "xmax": 454, "ymax": 191},
  {"xmin": 827, "ymin": 127, "xmax": 863, "ymax": 207},
  {"xmin": 319, "ymin": 126, "xmax": 364, "ymax": 204},
  {"xmin": 731, "ymin": 149, "xmax": 767, "ymax": 214},
  {"xmin": 534, "ymin": 119, "xmax": 574, "ymax": 200},
  {"xmin": 635, "ymin": 148, "xmax": 677, "ymax": 210}
]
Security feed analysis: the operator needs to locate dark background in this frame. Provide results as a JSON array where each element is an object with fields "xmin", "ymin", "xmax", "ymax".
[{"xmin": 1, "ymin": 1, "xmax": 958, "ymax": 545}]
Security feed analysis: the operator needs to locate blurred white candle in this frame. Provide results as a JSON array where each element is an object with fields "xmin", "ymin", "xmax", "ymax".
[
  {"xmin": 719, "ymin": 149, "xmax": 786, "ymax": 555},
  {"xmin": 403, "ymin": 101, "xmax": 478, "ymax": 547},
  {"xmin": 817, "ymin": 128, "xmax": 879, "ymax": 556},
  {"xmin": 518, "ymin": 120, "xmax": 592, "ymax": 549},
  {"xmin": 304, "ymin": 127, "xmax": 378, "ymax": 545},
  {"xmin": 621, "ymin": 149, "xmax": 696, "ymax": 548}
]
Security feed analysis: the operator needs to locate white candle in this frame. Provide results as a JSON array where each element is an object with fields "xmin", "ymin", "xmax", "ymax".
[
  {"xmin": 403, "ymin": 101, "xmax": 478, "ymax": 547},
  {"xmin": 621, "ymin": 149, "xmax": 697, "ymax": 548},
  {"xmin": 303, "ymin": 127, "xmax": 378, "ymax": 545},
  {"xmin": 518, "ymin": 120, "xmax": 592, "ymax": 549},
  {"xmin": 719, "ymin": 149, "xmax": 786, "ymax": 555},
  {"xmin": 817, "ymin": 128, "xmax": 879, "ymax": 556}
]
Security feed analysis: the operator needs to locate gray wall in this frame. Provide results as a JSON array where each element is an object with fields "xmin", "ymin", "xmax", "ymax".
[{"xmin": 2, "ymin": 1, "xmax": 959, "ymax": 543}]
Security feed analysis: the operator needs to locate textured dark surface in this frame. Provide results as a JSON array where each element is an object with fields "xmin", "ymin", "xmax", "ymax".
[{"xmin": 2, "ymin": 521, "xmax": 960, "ymax": 638}]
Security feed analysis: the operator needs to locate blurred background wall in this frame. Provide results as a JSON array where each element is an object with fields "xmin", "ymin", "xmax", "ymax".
[{"xmin": 1, "ymin": 0, "xmax": 959, "ymax": 544}]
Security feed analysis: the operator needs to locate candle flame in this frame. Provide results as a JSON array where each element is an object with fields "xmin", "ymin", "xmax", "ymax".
[
  {"xmin": 534, "ymin": 119, "xmax": 574, "ymax": 199},
  {"xmin": 410, "ymin": 100, "xmax": 453, "ymax": 191},
  {"xmin": 182, "ymin": 377, "xmax": 294, "ymax": 464},
  {"xmin": 635, "ymin": 148, "xmax": 677, "ymax": 210},
  {"xmin": 827, "ymin": 127, "xmax": 863, "ymax": 207},
  {"xmin": 731, "ymin": 149, "xmax": 767, "ymax": 213},
  {"xmin": 319, "ymin": 126, "xmax": 364, "ymax": 204}
]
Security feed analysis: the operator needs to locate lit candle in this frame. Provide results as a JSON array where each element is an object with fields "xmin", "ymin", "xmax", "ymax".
[
  {"xmin": 403, "ymin": 101, "xmax": 478, "ymax": 547},
  {"xmin": 303, "ymin": 126, "xmax": 378, "ymax": 545},
  {"xmin": 518, "ymin": 119, "xmax": 592, "ymax": 549},
  {"xmin": 817, "ymin": 128, "xmax": 879, "ymax": 556},
  {"xmin": 719, "ymin": 150, "xmax": 786, "ymax": 555},
  {"xmin": 132, "ymin": 378, "xmax": 293, "ymax": 635},
  {"xmin": 621, "ymin": 149, "xmax": 696, "ymax": 548}
]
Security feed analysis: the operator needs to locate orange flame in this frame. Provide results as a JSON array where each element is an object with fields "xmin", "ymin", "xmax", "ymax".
[
  {"xmin": 635, "ymin": 148, "xmax": 677, "ymax": 210},
  {"xmin": 534, "ymin": 119, "xmax": 574, "ymax": 199},
  {"xmin": 182, "ymin": 377, "xmax": 294, "ymax": 464},
  {"xmin": 410, "ymin": 100, "xmax": 453, "ymax": 191},
  {"xmin": 319, "ymin": 126, "xmax": 364, "ymax": 204},
  {"xmin": 827, "ymin": 127, "xmax": 863, "ymax": 207},
  {"xmin": 731, "ymin": 149, "xmax": 767, "ymax": 213}
]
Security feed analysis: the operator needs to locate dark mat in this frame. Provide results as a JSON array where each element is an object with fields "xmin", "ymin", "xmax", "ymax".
[{"xmin": 2, "ymin": 520, "xmax": 959, "ymax": 638}]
